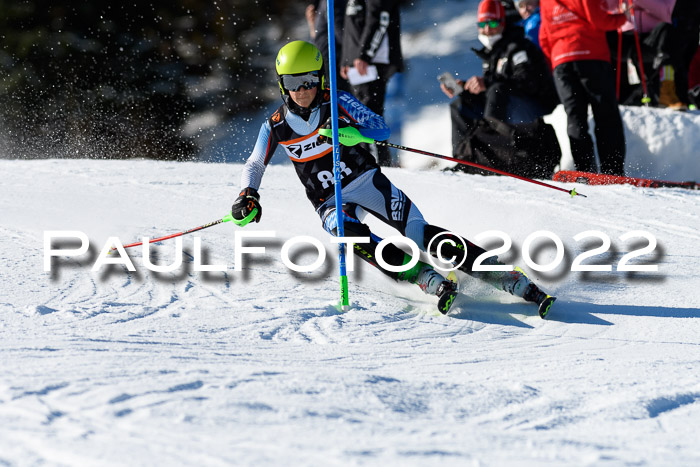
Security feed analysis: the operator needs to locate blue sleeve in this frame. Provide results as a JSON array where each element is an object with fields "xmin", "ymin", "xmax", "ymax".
[
  {"xmin": 337, "ymin": 90, "xmax": 391, "ymax": 141},
  {"xmin": 525, "ymin": 13, "xmax": 541, "ymax": 48}
]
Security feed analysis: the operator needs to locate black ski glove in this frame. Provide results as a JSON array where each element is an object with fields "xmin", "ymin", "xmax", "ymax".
[
  {"xmin": 317, "ymin": 116, "xmax": 358, "ymax": 144},
  {"xmin": 231, "ymin": 187, "xmax": 262, "ymax": 224}
]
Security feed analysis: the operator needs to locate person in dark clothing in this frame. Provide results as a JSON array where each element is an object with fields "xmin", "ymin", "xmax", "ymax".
[
  {"xmin": 340, "ymin": 0, "xmax": 404, "ymax": 167},
  {"xmin": 501, "ymin": 0, "xmax": 524, "ymax": 29},
  {"xmin": 540, "ymin": 0, "xmax": 627, "ymax": 175},
  {"xmin": 639, "ymin": 0, "xmax": 700, "ymax": 108},
  {"xmin": 671, "ymin": 0, "xmax": 700, "ymax": 106},
  {"xmin": 608, "ymin": 0, "xmax": 697, "ymax": 110},
  {"xmin": 441, "ymin": 0, "xmax": 557, "ymax": 156},
  {"xmin": 306, "ymin": 0, "xmax": 350, "ymax": 91}
]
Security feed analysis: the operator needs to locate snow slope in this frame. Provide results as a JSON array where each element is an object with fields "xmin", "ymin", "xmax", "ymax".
[
  {"xmin": 2, "ymin": 0, "xmax": 700, "ymax": 465},
  {"xmin": 2, "ymin": 159, "xmax": 699, "ymax": 466}
]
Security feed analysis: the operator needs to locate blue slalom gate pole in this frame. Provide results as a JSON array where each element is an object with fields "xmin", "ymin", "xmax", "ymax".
[{"xmin": 326, "ymin": 0, "xmax": 350, "ymax": 310}]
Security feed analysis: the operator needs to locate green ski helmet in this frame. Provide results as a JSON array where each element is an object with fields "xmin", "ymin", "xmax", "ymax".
[{"xmin": 275, "ymin": 40, "xmax": 325, "ymax": 96}]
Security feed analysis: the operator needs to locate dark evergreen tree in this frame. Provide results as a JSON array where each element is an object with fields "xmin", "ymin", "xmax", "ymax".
[{"xmin": 0, "ymin": 0, "xmax": 307, "ymax": 160}]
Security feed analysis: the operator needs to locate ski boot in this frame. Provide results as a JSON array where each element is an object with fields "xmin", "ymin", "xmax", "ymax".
[
  {"xmin": 413, "ymin": 264, "xmax": 459, "ymax": 315},
  {"xmin": 522, "ymin": 282, "xmax": 556, "ymax": 319},
  {"xmin": 436, "ymin": 280, "xmax": 458, "ymax": 315},
  {"xmin": 507, "ymin": 267, "xmax": 556, "ymax": 319}
]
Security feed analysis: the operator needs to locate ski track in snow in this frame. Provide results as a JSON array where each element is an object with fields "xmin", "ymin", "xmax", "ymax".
[
  {"xmin": 1, "ymin": 159, "xmax": 699, "ymax": 466},
  {"xmin": 2, "ymin": 0, "xmax": 700, "ymax": 462}
]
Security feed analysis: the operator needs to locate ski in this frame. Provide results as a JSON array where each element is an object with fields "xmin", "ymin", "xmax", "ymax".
[
  {"xmin": 538, "ymin": 295, "xmax": 556, "ymax": 319},
  {"xmin": 553, "ymin": 170, "xmax": 698, "ymax": 190},
  {"xmin": 440, "ymin": 269, "xmax": 556, "ymax": 319},
  {"xmin": 437, "ymin": 271, "xmax": 459, "ymax": 315}
]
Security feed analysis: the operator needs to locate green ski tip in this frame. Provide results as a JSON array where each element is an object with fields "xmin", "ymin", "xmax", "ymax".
[{"xmin": 538, "ymin": 295, "xmax": 556, "ymax": 319}]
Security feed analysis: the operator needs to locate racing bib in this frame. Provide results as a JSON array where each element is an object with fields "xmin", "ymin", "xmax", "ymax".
[{"xmin": 279, "ymin": 131, "xmax": 332, "ymax": 162}]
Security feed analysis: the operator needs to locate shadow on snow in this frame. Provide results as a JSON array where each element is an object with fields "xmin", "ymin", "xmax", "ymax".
[{"xmin": 446, "ymin": 299, "xmax": 698, "ymax": 327}]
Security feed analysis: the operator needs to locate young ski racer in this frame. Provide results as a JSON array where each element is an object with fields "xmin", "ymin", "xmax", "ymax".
[{"xmin": 230, "ymin": 40, "xmax": 556, "ymax": 317}]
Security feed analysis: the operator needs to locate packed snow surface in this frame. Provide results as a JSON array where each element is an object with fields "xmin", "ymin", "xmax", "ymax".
[
  {"xmin": 2, "ymin": 159, "xmax": 699, "ymax": 466},
  {"xmin": 2, "ymin": 0, "xmax": 700, "ymax": 465}
]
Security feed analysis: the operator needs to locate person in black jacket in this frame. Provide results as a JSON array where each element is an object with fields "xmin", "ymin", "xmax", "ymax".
[
  {"xmin": 306, "ymin": 0, "xmax": 350, "ymax": 91},
  {"xmin": 440, "ymin": 0, "xmax": 557, "ymax": 156},
  {"xmin": 340, "ymin": 0, "xmax": 403, "ymax": 166}
]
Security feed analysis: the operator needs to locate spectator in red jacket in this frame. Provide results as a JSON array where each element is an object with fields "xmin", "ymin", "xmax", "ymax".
[{"xmin": 540, "ymin": 0, "xmax": 627, "ymax": 175}]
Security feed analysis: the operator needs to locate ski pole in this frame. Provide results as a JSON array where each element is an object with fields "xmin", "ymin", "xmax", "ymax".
[
  {"xmin": 110, "ymin": 209, "xmax": 256, "ymax": 252},
  {"xmin": 616, "ymin": 27, "xmax": 622, "ymax": 100},
  {"xmin": 326, "ymin": 0, "xmax": 351, "ymax": 311},
  {"xmin": 318, "ymin": 126, "xmax": 586, "ymax": 198},
  {"xmin": 630, "ymin": 7, "xmax": 651, "ymax": 106},
  {"xmin": 615, "ymin": 0, "xmax": 624, "ymax": 100}
]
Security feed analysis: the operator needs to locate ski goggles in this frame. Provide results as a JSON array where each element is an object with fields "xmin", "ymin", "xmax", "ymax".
[
  {"xmin": 280, "ymin": 72, "xmax": 321, "ymax": 92},
  {"xmin": 477, "ymin": 19, "xmax": 502, "ymax": 28}
]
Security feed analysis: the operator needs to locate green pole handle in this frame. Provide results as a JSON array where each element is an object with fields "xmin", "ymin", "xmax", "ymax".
[
  {"xmin": 318, "ymin": 126, "xmax": 375, "ymax": 146},
  {"xmin": 230, "ymin": 208, "xmax": 258, "ymax": 227}
]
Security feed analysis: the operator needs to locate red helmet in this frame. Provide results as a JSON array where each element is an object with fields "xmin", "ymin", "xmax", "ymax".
[{"xmin": 477, "ymin": 0, "xmax": 506, "ymax": 23}]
